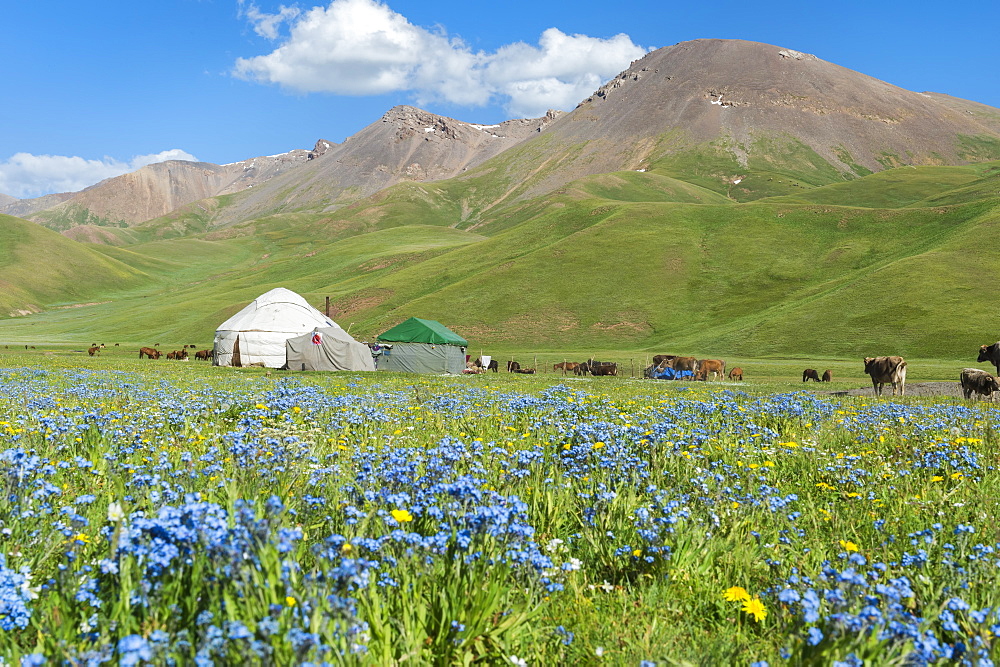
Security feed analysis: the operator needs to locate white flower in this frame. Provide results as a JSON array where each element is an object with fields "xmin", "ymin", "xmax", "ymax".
[
  {"xmin": 107, "ymin": 501, "xmax": 124, "ymax": 523},
  {"xmin": 595, "ymin": 646, "xmax": 604, "ymax": 657},
  {"xmin": 509, "ymin": 656, "xmax": 527, "ymax": 667}
]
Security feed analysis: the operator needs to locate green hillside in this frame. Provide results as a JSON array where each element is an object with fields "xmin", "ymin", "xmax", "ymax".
[
  {"xmin": 1, "ymin": 162, "xmax": 999, "ymax": 360},
  {"xmin": 0, "ymin": 214, "xmax": 156, "ymax": 316}
]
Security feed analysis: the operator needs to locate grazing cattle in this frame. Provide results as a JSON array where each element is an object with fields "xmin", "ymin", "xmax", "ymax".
[
  {"xmin": 575, "ymin": 363, "xmax": 590, "ymax": 376},
  {"xmin": 728, "ymin": 367, "xmax": 743, "ymax": 381},
  {"xmin": 473, "ymin": 357, "xmax": 499, "ymax": 372},
  {"xmin": 864, "ymin": 356, "xmax": 907, "ymax": 397},
  {"xmin": 588, "ymin": 361, "xmax": 618, "ymax": 377},
  {"xmin": 977, "ymin": 342, "xmax": 1000, "ymax": 376},
  {"xmin": 507, "ymin": 360, "xmax": 521, "ymax": 372},
  {"xmin": 166, "ymin": 351, "xmax": 178, "ymax": 360},
  {"xmin": 821, "ymin": 370, "xmax": 832, "ymax": 382},
  {"xmin": 652, "ymin": 354, "xmax": 678, "ymax": 367},
  {"xmin": 802, "ymin": 369, "xmax": 820, "ymax": 382},
  {"xmin": 114, "ymin": 343, "xmax": 119, "ymax": 347},
  {"xmin": 195, "ymin": 349, "xmax": 211, "ymax": 361},
  {"xmin": 139, "ymin": 347, "xmax": 160, "ymax": 360},
  {"xmin": 87, "ymin": 346, "xmax": 100, "ymax": 357},
  {"xmin": 513, "ymin": 368, "xmax": 536, "ymax": 374},
  {"xmin": 960, "ymin": 368, "xmax": 1000, "ymax": 401},
  {"xmin": 697, "ymin": 359, "xmax": 726, "ymax": 381},
  {"xmin": 553, "ymin": 361, "xmax": 581, "ymax": 373},
  {"xmin": 669, "ymin": 357, "xmax": 699, "ymax": 374},
  {"xmin": 154, "ymin": 343, "xmax": 160, "ymax": 347}
]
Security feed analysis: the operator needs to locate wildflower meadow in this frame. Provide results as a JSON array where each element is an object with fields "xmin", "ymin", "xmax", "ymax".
[{"xmin": 2, "ymin": 360, "xmax": 1000, "ymax": 665}]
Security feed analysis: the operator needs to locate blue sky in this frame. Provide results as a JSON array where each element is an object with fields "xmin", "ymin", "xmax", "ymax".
[{"xmin": 1, "ymin": 0, "xmax": 996, "ymax": 199}]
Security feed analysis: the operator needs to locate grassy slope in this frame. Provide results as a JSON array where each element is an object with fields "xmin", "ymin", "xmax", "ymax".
[
  {"xmin": 0, "ymin": 214, "xmax": 157, "ymax": 314},
  {"xmin": 1, "ymin": 161, "xmax": 999, "ymax": 361}
]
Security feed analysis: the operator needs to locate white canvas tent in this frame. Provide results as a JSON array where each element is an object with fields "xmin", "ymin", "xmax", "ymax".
[
  {"xmin": 214, "ymin": 288, "xmax": 337, "ymax": 368},
  {"xmin": 285, "ymin": 327, "xmax": 376, "ymax": 372}
]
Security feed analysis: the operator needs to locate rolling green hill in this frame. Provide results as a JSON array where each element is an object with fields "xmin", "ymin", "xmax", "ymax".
[{"xmin": 1, "ymin": 158, "xmax": 999, "ymax": 360}]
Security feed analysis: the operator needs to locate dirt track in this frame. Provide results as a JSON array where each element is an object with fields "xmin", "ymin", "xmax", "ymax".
[{"xmin": 828, "ymin": 382, "xmax": 964, "ymax": 398}]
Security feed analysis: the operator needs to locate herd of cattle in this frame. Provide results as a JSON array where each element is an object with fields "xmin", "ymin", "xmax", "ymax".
[
  {"xmin": 472, "ymin": 344, "xmax": 1000, "ymax": 402},
  {"xmin": 17, "ymin": 339, "xmax": 1000, "ymax": 401},
  {"xmin": 137, "ymin": 344, "xmax": 212, "ymax": 361}
]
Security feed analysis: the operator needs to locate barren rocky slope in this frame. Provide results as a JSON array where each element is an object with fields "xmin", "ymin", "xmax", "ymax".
[{"xmin": 467, "ymin": 38, "xmax": 1000, "ymax": 200}]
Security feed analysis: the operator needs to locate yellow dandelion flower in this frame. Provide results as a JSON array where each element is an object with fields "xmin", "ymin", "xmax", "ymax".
[
  {"xmin": 931, "ymin": 475, "xmax": 944, "ymax": 482},
  {"xmin": 742, "ymin": 597, "xmax": 767, "ymax": 622},
  {"xmin": 724, "ymin": 586, "xmax": 751, "ymax": 602},
  {"xmin": 391, "ymin": 509, "xmax": 414, "ymax": 523},
  {"xmin": 285, "ymin": 596, "xmax": 297, "ymax": 607},
  {"xmin": 839, "ymin": 540, "xmax": 859, "ymax": 553}
]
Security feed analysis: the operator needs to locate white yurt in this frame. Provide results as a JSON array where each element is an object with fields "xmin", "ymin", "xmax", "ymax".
[{"xmin": 214, "ymin": 288, "xmax": 337, "ymax": 368}]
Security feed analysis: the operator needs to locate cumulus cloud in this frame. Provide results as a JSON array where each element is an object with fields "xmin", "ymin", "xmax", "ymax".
[
  {"xmin": 234, "ymin": 0, "xmax": 649, "ymax": 117},
  {"xmin": 0, "ymin": 149, "xmax": 197, "ymax": 200}
]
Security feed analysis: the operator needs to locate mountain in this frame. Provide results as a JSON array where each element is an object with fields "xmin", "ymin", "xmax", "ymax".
[
  {"xmin": 427, "ymin": 39, "xmax": 1000, "ymax": 210},
  {"xmin": 3, "ymin": 107, "xmax": 560, "ymax": 235}
]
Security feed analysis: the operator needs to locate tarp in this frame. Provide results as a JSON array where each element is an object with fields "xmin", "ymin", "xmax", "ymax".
[
  {"xmin": 377, "ymin": 342, "xmax": 466, "ymax": 374},
  {"xmin": 285, "ymin": 327, "xmax": 375, "ymax": 372},
  {"xmin": 214, "ymin": 288, "xmax": 337, "ymax": 368},
  {"xmin": 376, "ymin": 317, "xmax": 468, "ymax": 346},
  {"xmin": 651, "ymin": 366, "xmax": 694, "ymax": 380}
]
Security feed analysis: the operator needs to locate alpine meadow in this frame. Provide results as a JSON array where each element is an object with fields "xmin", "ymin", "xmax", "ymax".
[{"xmin": 4, "ymin": 37, "xmax": 1000, "ymax": 665}]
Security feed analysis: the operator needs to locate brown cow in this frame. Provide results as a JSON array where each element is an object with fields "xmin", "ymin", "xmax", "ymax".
[
  {"xmin": 977, "ymin": 342, "xmax": 1000, "ymax": 376},
  {"xmin": 587, "ymin": 361, "xmax": 618, "ymax": 377},
  {"xmin": 669, "ymin": 357, "xmax": 699, "ymax": 374},
  {"xmin": 553, "ymin": 362, "xmax": 581, "ymax": 373},
  {"xmin": 864, "ymin": 356, "xmax": 907, "ymax": 396},
  {"xmin": 139, "ymin": 347, "xmax": 160, "ymax": 360},
  {"xmin": 821, "ymin": 370, "xmax": 832, "ymax": 382},
  {"xmin": 195, "ymin": 349, "xmax": 212, "ymax": 361},
  {"xmin": 802, "ymin": 369, "xmax": 820, "ymax": 382},
  {"xmin": 961, "ymin": 368, "xmax": 1000, "ymax": 401},
  {"xmin": 697, "ymin": 359, "xmax": 725, "ymax": 381},
  {"xmin": 507, "ymin": 360, "xmax": 521, "ymax": 372},
  {"xmin": 728, "ymin": 367, "xmax": 743, "ymax": 381},
  {"xmin": 652, "ymin": 354, "xmax": 678, "ymax": 367},
  {"xmin": 513, "ymin": 368, "xmax": 536, "ymax": 374},
  {"xmin": 166, "ymin": 351, "xmax": 179, "ymax": 360},
  {"xmin": 87, "ymin": 346, "xmax": 100, "ymax": 357}
]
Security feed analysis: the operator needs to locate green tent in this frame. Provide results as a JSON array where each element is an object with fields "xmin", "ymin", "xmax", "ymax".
[
  {"xmin": 376, "ymin": 317, "xmax": 468, "ymax": 374},
  {"xmin": 377, "ymin": 317, "xmax": 468, "ymax": 346}
]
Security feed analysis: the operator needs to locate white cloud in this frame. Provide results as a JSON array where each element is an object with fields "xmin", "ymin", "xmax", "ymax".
[
  {"xmin": 233, "ymin": 0, "xmax": 649, "ymax": 117},
  {"xmin": 241, "ymin": 2, "xmax": 301, "ymax": 40},
  {"xmin": 0, "ymin": 149, "xmax": 198, "ymax": 199}
]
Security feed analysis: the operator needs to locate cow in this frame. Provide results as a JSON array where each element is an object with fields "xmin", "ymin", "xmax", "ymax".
[
  {"xmin": 669, "ymin": 357, "xmax": 699, "ymax": 375},
  {"xmin": 864, "ymin": 356, "xmax": 907, "ymax": 396},
  {"xmin": 166, "ymin": 351, "xmax": 178, "ymax": 360},
  {"xmin": 195, "ymin": 349, "xmax": 211, "ymax": 361},
  {"xmin": 802, "ymin": 369, "xmax": 820, "ymax": 382},
  {"xmin": 821, "ymin": 370, "xmax": 832, "ymax": 382},
  {"xmin": 575, "ymin": 363, "xmax": 590, "ymax": 376},
  {"xmin": 697, "ymin": 359, "xmax": 726, "ymax": 381},
  {"xmin": 507, "ymin": 360, "xmax": 521, "ymax": 372},
  {"xmin": 652, "ymin": 354, "xmax": 678, "ymax": 367},
  {"xmin": 513, "ymin": 368, "xmax": 536, "ymax": 374},
  {"xmin": 553, "ymin": 362, "xmax": 581, "ymax": 373},
  {"xmin": 87, "ymin": 346, "xmax": 100, "ymax": 357},
  {"xmin": 960, "ymin": 368, "xmax": 1000, "ymax": 401},
  {"xmin": 728, "ymin": 367, "xmax": 743, "ymax": 381},
  {"xmin": 588, "ymin": 361, "xmax": 618, "ymax": 377},
  {"xmin": 139, "ymin": 347, "xmax": 160, "ymax": 360},
  {"xmin": 473, "ymin": 357, "xmax": 499, "ymax": 372},
  {"xmin": 977, "ymin": 342, "xmax": 1000, "ymax": 376}
]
